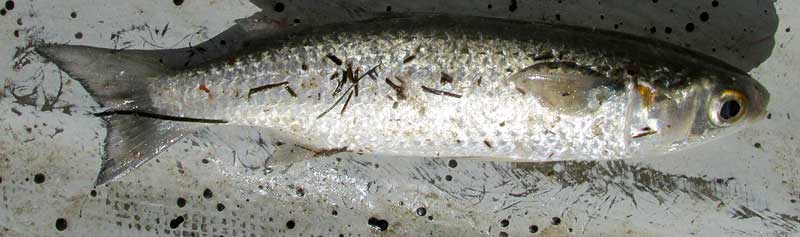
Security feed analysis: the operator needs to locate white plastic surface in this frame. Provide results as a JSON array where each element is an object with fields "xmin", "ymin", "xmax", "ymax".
[{"xmin": 0, "ymin": 0, "xmax": 797, "ymax": 236}]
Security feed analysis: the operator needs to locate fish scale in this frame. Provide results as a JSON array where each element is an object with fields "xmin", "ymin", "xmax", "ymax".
[
  {"xmin": 151, "ymin": 27, "xmax": 629, "ymax": 160},
  {"xmin": 36, "ymin": 15, "xmax": 768, "ymax": 184}
]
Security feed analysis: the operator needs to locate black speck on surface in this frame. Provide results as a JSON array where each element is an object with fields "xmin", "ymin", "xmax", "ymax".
[
  {"xmin": 445, "ymin": 175, "xmax": 452, "ymax": 181},
  {"xmin": 712, "ymin": 0, "xmax": 719, "ymax": 7},
  {"xmin": 487, "ymin": 4, "xmax": 492, "ymax": 9},
  {"xmin": 368, "ymin": 217, "xmax": 389, "ymax": 231},
  {"xmin": 55, "ymin": 218, "xmax": 67, "ymax": 231},
  {"xmin": 169, "ymin": 216, "xmax": 184, "ymax": 229},
  {"xmin": 448, "ymin": 159, "xmax": 458, "ymax": 168},
  {"xmin": 33, "ymin": 173, "xmax": 45, "ymax": 184},
  {"xmin": 286, "ymin": 220, "xmax": 295, "ymax": 229},
  {"xmin": 416, "ymin": 207, "xmax": 427, "ymax": 216},
  {"xmin": 202, "ymin": 188, "xmax": 213, "ymax": 199},
  {"xmin": 665, "ymin": 27, "xmax": 672, "ymax": 34},
  {"xmin": 685, "ymin": 23, "xmax": 695, "ymax": 32},
  {"xmin": 293, "ymin": 18, "xmax": 300, "ymax": 23},
  {"xmin": 177, "ymin": 197, "xmax": 186, "ymax": 208},
  {"xmin": 70, "ymin": 11, "xmax": 77, "ymax": 18},
  {"xmin": 508, "ymin": 0, "xmax": 517, "ymax": 12},
  {"xmin": 5, "ymin": 1, "xmax": 13, "ymax": 11},
  {"xmin": 74, "ymin": 32, "xmax": 83, "ymax": 39},
  {"xmin": 767, "ymin": 113, "xmax": 772, "ymax": 119},
  {"xmin": 529, "ymin": 225, "xmax": 539, "ymax": 233},
  {"xmin": 499, "ymin": 232, "xmax": 508, "ymax": 237},
  {"xmin": 296, "ymin": 187, "xmax": 305, "ymax": 197},
  {"xmin": 551, "ymin": 217, "xmax": 561, "ymax": 225},
  {"xmin": 754, "ymin": 142, "xmax": 762, "ymax": 149},
  {"xmin": 650, "ymin": 26, "xmax": 657, "ymax": 33},
  {"xmin": 787, "ymin": 27, "xmax": 792, "ymax": 32},
  {"xmin": 0, "ymin": 9, "xmax": 6, "ymax": 16},
  {"xmin": 700, "ymin": 12, "xmax": 709, "ymax": 22},
  {"xmin": 652, "ymin": 0, "xmax": 658, "ymax": 3},
  {"xmin": 274, "ymin": 2, "xmax": 285, "ymax": 12},
  {"xmin": 500, "ymin": 219, "xmax": 509, "ymax": 227},
  {"xmin": 90, "ymin": 190, "xmax": 97, "ymax": 197},
  {"xmin": 385, "ymin": 5, "xmax": 391, "ymax": 12},
  {"xmin": 172, "ymin": 0, "xmax": 183, "ymax": 6},
  {"xmin": 216, "ymin": 203, "xmax": 225, "ymax": 212},
  {"xmin": 332, "ymin": 210, "xmax": 338, "ymax": 216}
]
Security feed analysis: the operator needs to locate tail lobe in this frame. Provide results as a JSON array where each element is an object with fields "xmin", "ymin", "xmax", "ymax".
[{"xmin": 36, "ymin": 44, "xmax": 190, "ymax": 185}]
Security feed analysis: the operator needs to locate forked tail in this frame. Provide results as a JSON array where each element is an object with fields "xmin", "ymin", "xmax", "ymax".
[{"xmin": 36, "ymin": 45, "xmax": 197, "ymax": 185}]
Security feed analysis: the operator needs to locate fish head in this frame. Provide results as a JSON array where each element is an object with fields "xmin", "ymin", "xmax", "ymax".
[{"xmin": 630, "ymin": 71, "xmax": 769, "ymax": 154}]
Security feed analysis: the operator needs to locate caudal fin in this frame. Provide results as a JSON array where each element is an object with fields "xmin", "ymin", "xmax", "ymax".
[{"xmin": 36, "ymin": 45, "xmax": 191, "ymax": 185}]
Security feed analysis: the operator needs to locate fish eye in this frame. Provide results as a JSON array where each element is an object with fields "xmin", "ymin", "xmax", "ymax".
[
  {"xmin": 719, "ymin": 99, "xmax": 741, "ymax": 120},
  {"xmin": 709, "ymin": 89, "xmax": 747, "ymax": 126}
]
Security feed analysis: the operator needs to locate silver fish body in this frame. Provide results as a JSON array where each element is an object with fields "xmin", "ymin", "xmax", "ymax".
[{"xmin": 36, "ymin": 15, "xmax": 769, "ymax": 183}]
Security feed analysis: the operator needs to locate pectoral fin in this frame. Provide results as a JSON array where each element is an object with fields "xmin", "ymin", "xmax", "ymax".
[{"xmin": 510, "ymin": 62, "xmax": 623, "ymax": 115}]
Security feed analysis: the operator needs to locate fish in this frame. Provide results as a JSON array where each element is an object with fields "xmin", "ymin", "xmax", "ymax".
[{"xmin": 34, "ymin": 15, "xmax": 769, "ymax": 185}]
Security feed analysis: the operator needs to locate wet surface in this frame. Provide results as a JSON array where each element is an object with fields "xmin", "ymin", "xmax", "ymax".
[{"xmin": 0, "ymin": 0, "xmax": 797, "ymax": 236}]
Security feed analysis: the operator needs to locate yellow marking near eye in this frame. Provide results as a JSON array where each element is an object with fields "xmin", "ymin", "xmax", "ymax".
[
  {"xmin": 721, "ymin": 89, "xmax": 747, "ymax": 104},
  {"xmin": 637, "ymin": 84, "xmax": 655, "ymax": 109}
]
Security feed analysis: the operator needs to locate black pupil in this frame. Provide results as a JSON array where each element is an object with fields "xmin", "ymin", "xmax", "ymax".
[{"xmin": 719, "ymin": 100, "xmax": 741, "ymax": 120}]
